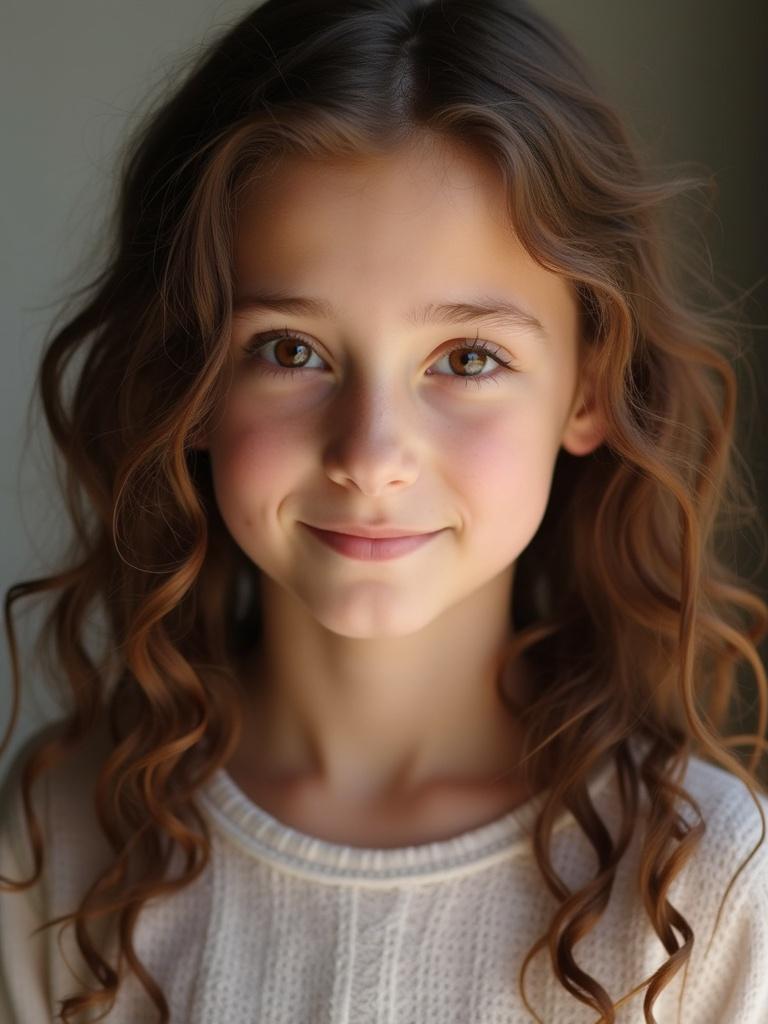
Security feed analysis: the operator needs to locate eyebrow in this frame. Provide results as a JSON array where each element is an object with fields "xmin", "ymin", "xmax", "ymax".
[{"xmin": 232, "ymin": 290, "xmax": 549, "ymax": 341}]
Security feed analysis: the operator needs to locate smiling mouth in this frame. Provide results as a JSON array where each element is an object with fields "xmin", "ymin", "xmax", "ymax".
[{"xmin": 301, "ymin": 523, "xmax": 444, "ymax": 561}]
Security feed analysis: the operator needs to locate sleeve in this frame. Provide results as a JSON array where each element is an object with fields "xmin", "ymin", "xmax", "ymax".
[
  {"xmin": 0, "ymin": 749, "xmax": 55, "ymax": 1023},
  {"xmin": 682, "ymin": 807, "xmax": 768, "ymax": 1023}
]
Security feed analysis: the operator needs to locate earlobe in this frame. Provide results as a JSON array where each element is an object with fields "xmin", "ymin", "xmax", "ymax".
[
  {"xmin": 561, "ymin": 414, "xmax": 605, "ymax": 457},
  {"xmin": 560, "ymin": 380, "xmax": 607, "ymax": 457}
]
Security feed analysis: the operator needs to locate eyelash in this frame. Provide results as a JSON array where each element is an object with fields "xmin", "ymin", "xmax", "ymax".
[{"xmin": 240, "ymin": 327, "xmax": 518, "ymax": 390}]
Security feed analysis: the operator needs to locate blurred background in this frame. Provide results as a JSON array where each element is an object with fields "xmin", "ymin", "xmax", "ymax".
[{"xmin": 2, "ymin": 0, "xmax": 766, "ymax": 766}]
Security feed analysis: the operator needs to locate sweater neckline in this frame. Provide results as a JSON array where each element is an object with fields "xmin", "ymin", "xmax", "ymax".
[{"xmin": 197, "ymin": 750, "xmax": 619, "ymax": 886}]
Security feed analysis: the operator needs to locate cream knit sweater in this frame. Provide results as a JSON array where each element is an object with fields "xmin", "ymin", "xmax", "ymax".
[{"xmin": 1, "ymin": 729, "xmax": 767, "ymax": 1023}]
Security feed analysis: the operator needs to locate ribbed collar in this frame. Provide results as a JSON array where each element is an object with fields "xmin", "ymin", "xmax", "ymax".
[{"xmin": 197, "ymin": 746, "xmax": 623, "ymax": 887}]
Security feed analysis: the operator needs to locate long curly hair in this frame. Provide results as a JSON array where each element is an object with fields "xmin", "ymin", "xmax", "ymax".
[{"xmin": 2, "ymin": 1, "xmax": 767, "ymax": 1021}]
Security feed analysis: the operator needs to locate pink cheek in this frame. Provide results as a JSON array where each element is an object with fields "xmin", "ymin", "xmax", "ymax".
[
  {"xmin": 214, "ymin": 420, "xmax": 298, "ymax": 496},
  {"xmin": 448, "ymin": 424, "xmax": 523, "ymax": 484},
  {"xmin": 449, "ymin": 427, "xmax": 552, "ymax": 512}
]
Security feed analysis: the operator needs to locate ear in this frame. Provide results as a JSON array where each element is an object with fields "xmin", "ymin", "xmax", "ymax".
[{"xmin": 559, "ymin": 355, "xmax": 606, "ymax": 457}]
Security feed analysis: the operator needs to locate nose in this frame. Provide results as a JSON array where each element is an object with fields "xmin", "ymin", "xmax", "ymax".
[{"xmin": 322, "ymin": 379, "xmax": 420, "ymax": 495}]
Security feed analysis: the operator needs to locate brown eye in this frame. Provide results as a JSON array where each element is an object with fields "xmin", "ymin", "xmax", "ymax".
[
  {"xmin": 427, "ymin": 338, "xmax": 518, "ymax": 386},
  {"xmin": 242, "ymin": 331, "xmax": 324, "ymax": 374},
  {"xmin": 445, "ymin": 346, "xmax": 493, "ymax": 376},
  {"xmin": 271, "ymin": 335, "xmax": 313, "ymax": 368}
]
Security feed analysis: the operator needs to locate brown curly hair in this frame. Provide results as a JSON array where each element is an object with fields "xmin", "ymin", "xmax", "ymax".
[{"xmin": 2, "ymin": 0, "xmax": 767, "ymax": 1021}]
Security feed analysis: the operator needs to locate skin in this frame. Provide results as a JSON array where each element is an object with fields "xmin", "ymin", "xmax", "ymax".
[{"xmin": 195, "ymin": 133, "xmax": 605, "ymax": 844}]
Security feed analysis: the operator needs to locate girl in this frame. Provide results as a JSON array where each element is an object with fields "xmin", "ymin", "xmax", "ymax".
[{"xmin": 1, "ymin": 1, "xmax": 767, "ymax": 1021}]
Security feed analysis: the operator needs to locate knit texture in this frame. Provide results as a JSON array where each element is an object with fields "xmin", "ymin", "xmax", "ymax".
[{"xmin": 1, "ymin": 729, "xmax": 767, "ymax": 1023}]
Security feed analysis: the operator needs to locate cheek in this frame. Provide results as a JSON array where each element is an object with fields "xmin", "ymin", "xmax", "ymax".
[
  {"xmin": 447, "ymin": 411, "xmax": 558, "ymax": 547},
  {"xmin": 208, "ymin": 413, "xmax": 301, "ymax": 531}
]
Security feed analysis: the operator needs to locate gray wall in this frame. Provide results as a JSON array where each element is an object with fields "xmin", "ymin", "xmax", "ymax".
[{"xmin": 2, "ymin": 1, "xmax": 766, "ymax": 766}]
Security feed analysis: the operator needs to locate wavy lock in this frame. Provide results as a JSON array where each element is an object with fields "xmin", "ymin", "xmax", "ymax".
[{"xmin": 2, "ymin": 0, "xmax": 767, "ymax": 1021}]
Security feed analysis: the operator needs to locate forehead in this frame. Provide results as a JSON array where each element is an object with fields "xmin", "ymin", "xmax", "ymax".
[{"xmin": 232, "ymin": 135, "xmax": 577, "ymax": 338}]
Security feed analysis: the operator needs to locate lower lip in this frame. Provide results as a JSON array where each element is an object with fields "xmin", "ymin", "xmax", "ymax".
[{"xmin": 302, "ymin": 524, "xmax": 444, "ymax": 561}]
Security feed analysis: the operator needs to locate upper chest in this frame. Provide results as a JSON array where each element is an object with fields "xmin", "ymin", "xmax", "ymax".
[{"xmin": 224, "ymin": 762, "xmax": 534, "ymax": 848}]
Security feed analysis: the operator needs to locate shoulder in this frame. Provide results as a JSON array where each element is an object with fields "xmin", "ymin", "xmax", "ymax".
[
  {"xmin": 680, "ymin": 752, "xmax": 768, "ymax": 867},
  {"xmin": 626, "ymin": 735, "xmax": 768, "ymax": 863},
  {"xmin": 0, "ymin": 719, "xmax": 115, "ymax": 891},
  {"xmin": 619, "ymin": 736, "xmax": 768, "ymax": 907},
  {"xmin": 653, "ymin": 748, "xmax": 768, "ymax": 919},
  {"xmin": 661, "ymin": 754, "xmax": 768, "ymax": 1022},
  {"xmin": 0, "ymin": 723, "xmax": 137, "ymax": 1018}
]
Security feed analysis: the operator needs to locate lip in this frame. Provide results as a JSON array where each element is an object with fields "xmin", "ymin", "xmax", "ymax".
[
  {"xmin": 304, "ymin": 522, "xmax": 438, "ymax": 539},
  {"xmin": 301, "ymin": 523, "xmax": 444, "ymax": 561}
]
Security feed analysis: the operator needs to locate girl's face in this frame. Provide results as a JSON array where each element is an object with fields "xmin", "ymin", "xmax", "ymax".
[{"xmin": 201, "ymin": 135, "xmax": 603, "ymax": 638}]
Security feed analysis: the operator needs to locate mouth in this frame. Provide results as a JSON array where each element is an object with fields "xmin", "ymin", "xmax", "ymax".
[{"xmin": 301, "ymin": 523, "xmax": 445, "ymax": 561}]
